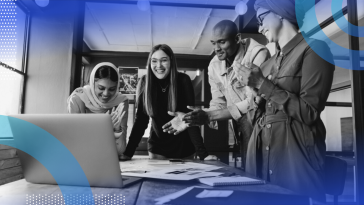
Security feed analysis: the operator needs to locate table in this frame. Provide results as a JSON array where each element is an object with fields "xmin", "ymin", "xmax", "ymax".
[
  {"xmin": 0, "ymin": 179, "xmax": 142, "ymax": 205},
  {"xmin": 0, "ymin": 160, "xmax": 297, "ymax": 205},
  {"xmin": 135, "ymin": 161, "xmax": 296, "ymax": 205}
]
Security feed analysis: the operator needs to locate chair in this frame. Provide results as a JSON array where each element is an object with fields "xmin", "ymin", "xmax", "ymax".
[{"xmin": 324, "ymin": 156, "xmax": 348, "ymax": 205}]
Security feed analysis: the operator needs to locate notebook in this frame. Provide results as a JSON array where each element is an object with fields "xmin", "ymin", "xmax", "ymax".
[
  {"xmin": 165, "ymin": 187, "xmax": 309, "ymax": 205},
  {"xmin": 198, "ymin": 176, "xmax": 265, "ymax": 186}
]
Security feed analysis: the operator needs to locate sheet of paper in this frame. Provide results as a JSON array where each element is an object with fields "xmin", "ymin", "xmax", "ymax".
[
  {"xmin": 154, "ymin": 186, "xmax": 197, "ymax": 205},
  {"xmin": 147, "ymin": 160, "xmax": 171, "ymax": 165},
  {"xmin": 171, "ymin": 162, "xmax": 221, "ymax": 172},
  {"xmin": 120, "ymin": 160, "xmax": 172, "ymax": 172},
  {"xmin": 132, "ymin": 155, "xmax": 151, "ymax": 160},
  {"xmin": 196, "ymin": 190, "xmax": 233, "ymax": 198},
  {"xmin": 120, "ymin": 160, "xmax": 222, "ymax": 173},
  {"xmin": 122, "ymin": 170, "xmax": 223, "ymax": 181},
  {"xmin": 154, "ymin": 186, "xmax": 212, "ymax": 205}
]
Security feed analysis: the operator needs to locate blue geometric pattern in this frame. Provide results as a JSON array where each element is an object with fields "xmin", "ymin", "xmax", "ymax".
[
  {"xmin": 296, "ymin": 0, "xmax": 364, "ymax": 70},
  {"xmin": 0, "ymin": 115, "xmax": 95, "ymax": 205}
]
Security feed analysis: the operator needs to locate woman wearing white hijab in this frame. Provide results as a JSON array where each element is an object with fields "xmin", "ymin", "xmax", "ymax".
[{"xmin": 67, "ymin": 62, "xmax": 129, "ymax": 156}]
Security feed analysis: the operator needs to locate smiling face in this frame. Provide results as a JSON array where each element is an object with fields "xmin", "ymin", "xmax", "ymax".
[
  {"xmin": 150, "ymin": 50, "xmax": 171, "ymax": 80},
  {"xmin": 257, "ymin": 8, "xmax": 282, "ymax": 43},
  {"xmin": 94, "ymin": 78, "xmax": 117, "ymax": 103},
  {"xmin": 210, "ymin": 28, "xmax": 238, "ymax": 61}
]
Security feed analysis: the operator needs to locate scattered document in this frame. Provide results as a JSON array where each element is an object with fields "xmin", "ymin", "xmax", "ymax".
[
  {"xmin": 120, "ymin": 160, "xmax": 221, "ymax": 173},
  {"xmin": 147, "ymin": 160, "xmax": 171, "ymax": 165},
  {"xmin": 120, "ymin": 159, "xmax": 223, "ymax": 180},
  {"xmin": 154, "ymin": 186, "xmax": 205, "ymax": 205},
  {"xmin": 196, "ymin": 190, "xmax": 233, "ymax": 198},
  {"xmin": 162, "ymin": 187, "xmax": 310, "ymax": 205},
  {"xmin": 199, "ymin": 176, "xmax": 265, "ymax": 186},
  {"xmin": 123, "ymin": 169, "xmax": 223, "ymax": 180},
  {"xmin": 120, "ymin": 159, "xmax": 171, "ymax": 172}
]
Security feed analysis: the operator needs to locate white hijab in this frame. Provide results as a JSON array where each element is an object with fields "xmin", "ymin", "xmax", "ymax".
[{"xmin": 68, "ymin": 62, "xmax": 128, "ymax": 113}]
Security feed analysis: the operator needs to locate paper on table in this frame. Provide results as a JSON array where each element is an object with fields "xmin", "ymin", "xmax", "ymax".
[
  {"xmin": 120, "ymin": 160, "xmax": 221, "ymax": 173},
  {"xmin": 122, "ymin": 170, "xmax": 223, "ymax": 180},
  {"xmin": 154, "ymin": 186, "xmax": 208, "ymax": 205},
  {"xmin": 198, "ymin": 176, "xmax": 265, "ymax": 186},
  {"xmin": 148, "ymin": 160, "xmax": 171, "ymax": 165},
  {"xmin": 171, "ymin": 162, "xmax": 221, "ymax": 172},
  {"xmin": 132, "ymin": 155, "xmax": 151, "ymax": 160},
  {"xmin": 120, "ymin": 160, "xmax": 171, "ymax": 172},
  {"xmin": 196, "ymin": 190, "xmax": 233, "ymax": 198}
]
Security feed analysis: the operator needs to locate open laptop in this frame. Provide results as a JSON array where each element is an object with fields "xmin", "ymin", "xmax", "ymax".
[{"xmin": 9, "ymin": 114, "xmax": 141, "ymax": 188}]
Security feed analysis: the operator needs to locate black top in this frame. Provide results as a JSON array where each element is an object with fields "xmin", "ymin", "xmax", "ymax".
[{"xmin": 124, "ymin": 73, "xmax": 201, "ymax": 158}]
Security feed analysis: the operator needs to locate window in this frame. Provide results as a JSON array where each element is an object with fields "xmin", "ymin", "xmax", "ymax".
[
  {"xmin": 322, "ymin": 89, "xmax": 353, "ymax": 152},
  {"xmin": 0, "ymin": 1, "xmax": 29, "ymax": 115}
]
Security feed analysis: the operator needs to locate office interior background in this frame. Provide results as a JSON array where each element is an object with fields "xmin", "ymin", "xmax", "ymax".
[{"xmin": 0, "ymin": 0, "xmax": 363, "ymax": 204}]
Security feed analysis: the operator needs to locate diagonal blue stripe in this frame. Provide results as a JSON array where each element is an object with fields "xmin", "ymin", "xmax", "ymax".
[
  {"xmin": 296, "ymin": 0, "xmax": 364, "ymax": 71},
  {"xmin": 0, "ymin": 115, "xmax": 13, "ymax": 139},
  {"xmin": 0, "ymin": 115, "xmax": 95, "ymax": 205},
  {"xmin": 332, "ymin": 0, "xmax": 364, "ymax": 38}
]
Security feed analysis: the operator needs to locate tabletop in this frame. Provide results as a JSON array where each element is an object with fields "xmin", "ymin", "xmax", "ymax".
[
  {"xmin": 0, "ymin": 160, "xmax": 298, "ymax": 205},
  {"xmin": 135, "ymin": 160, "xmax": 296, "ymax": 205},
  {"xmin": 0, "ymin": 178, "xmax": 142, "ymax": 205}
]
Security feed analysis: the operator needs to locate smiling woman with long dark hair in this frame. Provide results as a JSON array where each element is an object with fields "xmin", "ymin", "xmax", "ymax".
[{"xmin": 121, "ymin": 44, "xmax": 208, "ymax": 160}]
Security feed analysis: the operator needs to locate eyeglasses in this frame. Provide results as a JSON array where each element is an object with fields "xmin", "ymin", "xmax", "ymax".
[
  {"xmin": 257, "ymin": 11, "xmax": 271, "ymax": 27},
  {"xmin": 151, "ymin": 58, "xmax": 170, "ymax": 65}
]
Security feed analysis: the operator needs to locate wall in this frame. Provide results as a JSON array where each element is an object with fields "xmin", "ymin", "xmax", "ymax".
[
  {"xmin": 23, "ymin": 2, "xmax": 76, "ymax": 114},
  {"xmin": 0, "ymin": 0, "xmax": 79, "ymax": 185}
]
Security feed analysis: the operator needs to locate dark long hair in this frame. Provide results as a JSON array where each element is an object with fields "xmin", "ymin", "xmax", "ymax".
[
  {"xmin": 94, "ymin": 66, "xmax": 118, "ymax": 82},
  {"xmin": 140, "ymin": 44, "xmax": 178, "ymax": 117}
]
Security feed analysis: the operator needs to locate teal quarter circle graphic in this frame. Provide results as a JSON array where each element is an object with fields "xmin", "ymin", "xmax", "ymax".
[
  {"xmin": 0, "ymin": 115, "xmax": 95, "ymax": 205},
  {"xmin": 296, "ymin": 0, "xmax": 364, "ymax": 70},
  {"xmin": 332, "ymin": 0, "xmax": 364, "ymax": 37}
]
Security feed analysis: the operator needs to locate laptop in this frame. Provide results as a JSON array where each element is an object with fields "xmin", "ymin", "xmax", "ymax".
[{"xmin": 8, "ymin": 114, "xmax": 141, "ymax": 188}]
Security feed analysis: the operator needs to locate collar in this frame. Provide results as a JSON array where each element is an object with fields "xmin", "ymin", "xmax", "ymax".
[
  {"xmin": 218, "ymin": 42, "xmax": 246, "ymax": 76},
  {"xmin": 279, "ymin": 33, "xmax": 304, "ymax": 56}
]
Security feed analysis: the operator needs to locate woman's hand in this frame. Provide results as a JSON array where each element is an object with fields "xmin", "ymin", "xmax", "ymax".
[
  {"xmin": 249, "ymin": 87, "xmax": 264, "ymax": 105},
  {"xmin": 162, "ymin": 111, "xmax": 189, "ymax": 135},
  {"xmin": 233, "ymin": 62, "xmax": 265, "ymax": 89},
  {"xmin": 119, "ymin": 154, "xmax": 131, "ymax": 161},
  {"xmin": 107, "ymin": 107, "xmax": 123, "ymax": 132}
]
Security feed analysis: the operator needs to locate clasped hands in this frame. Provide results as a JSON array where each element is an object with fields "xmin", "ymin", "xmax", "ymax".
[
  {"xmin": 106, "ymin": 106, "xmax": 124, "ymax": 133},
  {"xmin": 233, "ymin": 62, "xmax": 266, "ymax": 105},
  {"xmin": 232, "ymin": 61, "xmax": 265, "ymax": 89}
]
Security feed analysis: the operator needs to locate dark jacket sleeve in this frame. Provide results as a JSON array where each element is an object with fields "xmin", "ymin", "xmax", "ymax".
[
  {"xmin": 123, "ymin": 76, "xmax": 150, "ymax": 158},
  {"xmin": 180, "ymin": 74, "xmax": 208, "ymax": 158},
  {"xmin": 257, "ymin": 41, "xmax": 335, "ymax": 126}
]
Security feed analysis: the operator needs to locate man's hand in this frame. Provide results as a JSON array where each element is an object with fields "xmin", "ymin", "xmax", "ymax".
[
  {"xmin": 162, "ymin": 111, "xmax": 189, "ymax": 135},
  {"xmin": 182, "ymin": 106, "xmax": 210, "ymax": 126},
  {"xmin": 233, "ymin": 62, "xmax": 265, "ymax": 89}
]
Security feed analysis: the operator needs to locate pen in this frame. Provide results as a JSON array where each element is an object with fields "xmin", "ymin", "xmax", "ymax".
[
  {"xmin": 122, "ymin": 171, "xmax": 147, "ymax": 173},
  {"xmin": 227, "ymin": 172, "xmax": 236, "ymax": 176}
]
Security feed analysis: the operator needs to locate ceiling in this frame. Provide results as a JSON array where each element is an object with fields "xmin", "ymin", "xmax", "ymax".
[
  {"xmin": 83, "ymin": 0, "xmax": 243, "ymax": 55},
  {"xmin": 83, "ymin": 0, "xmax": 364, "ymax": 88}
]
